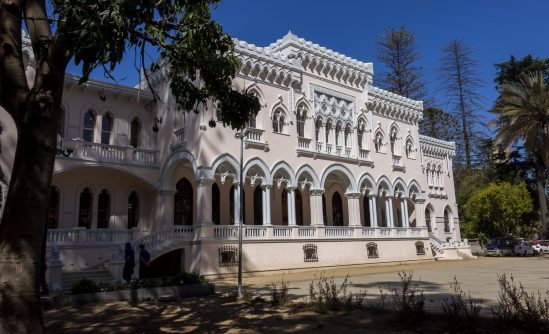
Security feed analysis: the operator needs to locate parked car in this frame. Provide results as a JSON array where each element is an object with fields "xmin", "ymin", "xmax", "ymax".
[
  {"xmin": 514, "ymin": 241, "xmax": 538, "ymax": 256},
  {"xmin": 485, "ymin": 237, "xmax": 515, "ymax": 256},
  {"xmin": 529, "ymin": 241, "xmax": 549, "ymax": 255}
]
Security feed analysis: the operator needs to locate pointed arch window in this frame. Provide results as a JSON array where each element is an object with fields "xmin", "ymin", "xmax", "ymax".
[
  {"xmin": 83, "ymin": 110, "xmax": 96, "ymax": 142},
  {"xmin": 405, "ymin": 138, "xmax": 414, "ymax": 158},
  {"xmin": 335, "ymin": 123, "xmax": 342, "ymax": 146},
  {"xmin": 272, "ymin": 109, "xmax": 285, "ymax": 134},
  {"xmin": 130, "ymin": 118, "xmax": 141, "ymax": 148},
  {"xmin": 101, "ymin": 114, "xmax": 113, "ymax": 145},
  {"xmin": 97, "ymin": 189, "xmax": 111, "ymax": 229},
  {"xmin": 253, "ymin": 186, "xmax": 263, "ymax": 225},
  {"xmin": 247, "ymin": 115, "xmax": 256, "ymax": 128},
  {"xmin": 425, "ymin": 207, "xmax": 432, "ymax": 232},
  {"xmin": 374, "ymin": 132, "xmax": 383, "ymax": 152},
  {"xmin": 174, "ymin": 178, "xmax": 193, "ymax": 225},
  {"xmin": 212, "ymin": 183, "xmax": 220, "ymax": 225},
  {"xmin": 315, "ymin": 119, "xmax": 322, "ymax": 142},
  {"xmin": 78, "ymin": 188, "xmax": 93, "ymax": 229},
  {"xmin": 332, "ymin": 192, "xmax": 343, "ymax": 226},
  {"xmin": 390, "ymin": 127, "xmax": 398, "ymax": 155},
  {"xmin": 444, "ymin": 209, "xmax": 451, "ymax": 232},
  {"xmin": 297, "ymin": 107, "xmax": 306, "ymax": 137},
  {"xmin": 47, "ymin": 186, "xmax": 60, "ymax": 229},
  {"xmin": 344, "ymin": 124, "xmax": 351, "ymax": 147},
  {"xmin": 325, "ymin": 123, "xmax": 331, "ymax": 145},
  {"xmin": 281, "ymin": 189, "xmax": 288, "ymax": 225},
  {"xmin": 128, "ymin": 191, "xmax": 139, "ymax": 229}
]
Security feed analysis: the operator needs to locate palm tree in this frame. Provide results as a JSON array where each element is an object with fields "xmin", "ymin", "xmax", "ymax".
[{"xmin": 491, "ymin": 71, "xmax": 549, "ymax": 237}]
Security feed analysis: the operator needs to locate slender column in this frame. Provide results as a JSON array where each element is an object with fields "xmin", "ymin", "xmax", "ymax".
[
  {"xmin": 262, "ymin": 185, "xmax": 272, "ymax": 225},
  {"xmin": 196, "ymin": 178, "xmax": 215, "ymax": 225},
  {"xmin": 309, "ymin": 189, "xmax": 325, "ymax": 226},
  {"xmin": 400, "ymin": 199, "xmax": 406, "ymax": 228},
  {"xmin": 403, "ymin": 198, "xmax": 410, "ymax": 227},
  {"xmin": 389, "ymin": 197, "xmax": 395, "ymax": 228},
  {"xmin": 384, "ymin": 197, "xmax": 392, "ymax": 227},
  {"xmin": 287, "ymin": 187, "xmax": 296, "ymax": 226},
  {"xmin": 94, "ymin": 114, "xmax": 103, "ymax": 144},
  {"xmin": 345, "ymin": 192, "xmax": 361, "ymax": 226},
  {"xmin": 233, "ymin": 183, "xmax": 240, "ymax": 225}
]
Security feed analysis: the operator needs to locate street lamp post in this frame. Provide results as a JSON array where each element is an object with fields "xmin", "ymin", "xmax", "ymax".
[{"xmin": 235, "ymin": 128, "xmax": 248, "ymax": 298}]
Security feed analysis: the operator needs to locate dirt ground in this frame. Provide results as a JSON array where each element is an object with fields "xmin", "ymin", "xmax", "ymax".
[{"xmin": 45, "ymin": 257, "xmax": 549, "ymax": 333}]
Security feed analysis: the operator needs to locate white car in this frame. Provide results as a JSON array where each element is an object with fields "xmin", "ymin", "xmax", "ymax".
[
  {"xmin": 530, "ymin": 243, "xmax": 549, "ymax": 255},
  {"xmin": 514, "ymin": 242, "xmax": 537, "ymax": 256}
]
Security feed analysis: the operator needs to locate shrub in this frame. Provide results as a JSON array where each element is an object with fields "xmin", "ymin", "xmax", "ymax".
[
  {"xmin": 70, "ymin": 279, "xmax": 100, "ymax": 294},
  {"xmin": 492, "ymin": 274, "xmax": 549, "ymax": 330},
  {"xmin": 271, "ymin": 277, "xmax": 290, "ymax": 307},
  {"xmin": 307, "ymin": 273, "xmax": 365, "ymax": 311},
  {"xmin": 441, "ymin": 276, "xmax": 482, "ymax": 332},
  {"xmin": 391, "ymin": 271, "xmax": 425, "ymax": 322}
]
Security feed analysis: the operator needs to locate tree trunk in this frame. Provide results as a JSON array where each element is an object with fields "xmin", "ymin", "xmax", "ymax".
[{"xmin": 535, "ymin": 169, "xmax": 549, "ymax": 239}]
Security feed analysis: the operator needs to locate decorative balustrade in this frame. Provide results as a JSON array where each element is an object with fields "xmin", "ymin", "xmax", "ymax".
[
  {"xmin": 47, "ymin": 228, "xmax": 134, "ymax": 246},
  {"xmin": 245, "ymin": 127, "xmax": 264, "ymax": 142},
  {"xmin": 132, "ymin": 226, "xmax": 193, "ymax": 250},
  {"xmin": 273, "ymin": 227, "xmax": 293, "ymax": 238},
  {"xmin": 344, "ymin": 147, "xmax": 352, "ymax": 157},
  {"xmin": 244, "ymin": 226, "xmax": 267, "ymax": 238},
  {"xmin": 335, "ymin": 145, "xmax": 342, "ymax": 155},
  {"xmin": 214, "ymin": 226, "xmax": 239, "ymax": 239},
  {"xmin": 298, "ymin": 137, "xmax": 312, "ymax": 149},
  {"xmin": 61, "ymin": 139, "xmax": 160, "ymax": 166},
  {"xmin": 392, "ymin": 156, "xmax": 402, "ymax": 166},
  {"xmin": 324, "ymin": 226, "xmax": 354, "ymax": 237},
  {"xmin": 298, "ymin": 227, "xmax": 316, "ymax": 237},
  {"xmin": 315, "ymin": 142, "xmax": 323, "ymax": 152},
  {"xmin": 359, "ymin": 149, "xmax": 369, "ymax": 160},
  {"xmin": 326, "ymin": 143, "xmax": 333, "ymax": 154}
]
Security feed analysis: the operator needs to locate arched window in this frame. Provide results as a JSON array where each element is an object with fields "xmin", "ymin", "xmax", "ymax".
[
  {"xmin": 325, "ymin": 122, "xmax": 331, "ymax": 145},
  {"xmin": 297, "ymin": 107, "xmax": 306, "ymax": 137},
  {"xmin": 444, "ymin": 208, "xmax": 451, "ymax": 232},
  {"xmin": 295, "ymin": 189, "xmax": 303, "ymax": 226},
  {"xmin": 58, "ymin": 107, "xmax": 65, "ymax": 138},
  {"xmin": 363, "ymin": 196, "xmax": 371, "ymax": 227},
  {"xmin": 381, "ymin": 207, "xmax": 386, "ymax": 227},
  {"xmin": 332, "ymin": 191, "xmax": 343, "ymax": 226},
  {"xmin": 272, "ymin": 109, "xmax": 285, "ymax": 134},
  {"xmin": 396, "ymin": 208, "xmax": 402, "ymax": 227},
  {"xmin": 212, "ymin": 183, "xmax": 220, "ymax": 225},
  {"xmin": 130, "ymin": 118, "xmax": 141, "ymax": 148},
  {"xmin": 47, "ymin": 186, "xmax": 60, "ymax": 229},
  {"xmin": 425, "ymin": 207, "xmax": 432, "ymax": 232},
  {"xmin": 315, "ymin": 119, "xmax": 322, "ymax": 142},
  {"xmin": 128, "ymin": 191, "xmax": 139, "ymax": 229},
  {"xmin": 229, "ymin": 185, "xmax": 235, "ymax": 225},
  {"xmin": 97, "ymin": 189, "xmax": 111, "ymax": 229},
  {"xmin": 405, "ymin": 138, "xmax": 414, "ymax": 158},
  {"xmin": 78, "ymin": 188, "xmax": 93, "ymax": 229},
  {"xmin": 101, "ymin": 114, "xmax": 113, "ymax": 145},
  {"xmin": 344, "ymin": 124, "xmax": 351, "ymax": 147},
  {"xmin": 374, "ymin": 132, "xmax": 383, "ymax": 152},
  {"xmin": 83, "ymin": 110, "xmax": 96, "ymax": 142},
  {"xmin": 357, "ymin": 119, "xmax": 366, "ymax": 150},
  {"xmin": 174, "ymin": 178, "xmax": 193, "ymax": 225},
  {"xmin": 335, "ymin": 122, "xmax": 342, "ymax": 146},
  {"xmin": 389, "ymin": 127, "xmax": 398, "ymax": 155},
  {"xmin": 253, "ymin": 186, "xmax": 263, "ymax": 225},
  {"xmin": 281, "ymin": 189, "xmax": 288, "ymax": 225},
  {"xmin": 247, "ymin": 115, "xmax": 256, "ymax": 128}
]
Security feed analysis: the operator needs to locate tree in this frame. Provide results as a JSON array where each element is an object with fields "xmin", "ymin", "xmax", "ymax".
[
  {"xmin": 375, "ymin": 26, "xmax": 427, "ymax": 101},
  {"xmin": 495, "ymin": 55, "xmax": 549, "ymax": 86},
  {"xmin": 438, "ymin": 39, "xmax": 485, "ymax": 172},
  {"xmin": 419, "ymin": 107, "xmax": 459, "ymax": 141},
  {"xmin": 462, "ymin": 182, "xmax": 534, "ymax": 239},
  {"xmin": 490, "ymin": 72, "xmax": 549, "ymax": 238},
  {"xmin": 0, "ymin": 1, "xmax": 260, "ymax": 332}
]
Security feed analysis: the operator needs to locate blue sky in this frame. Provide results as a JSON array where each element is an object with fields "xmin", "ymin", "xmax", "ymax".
[{"xmin": 69, "ymin": 0, "xmax": 549, "ymax": 119}]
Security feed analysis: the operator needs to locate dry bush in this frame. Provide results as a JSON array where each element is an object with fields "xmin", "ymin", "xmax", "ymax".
[
  {"xmin": 492, "ymin": 274, "xmax": 549, "ymax": 331},
  {"xmin": 391, "ymin": 271, "xmax": 425, "ymax": 322},
  {"xmin": 307, "ymin": 273, "xmax": 365, "ymax": 311},
  {"xmin": 271, "ymin": 277, "xmax": 290, "ymax": 307},
  {"xmin": 441, "ymin": 276, "xmax": 483, "ymax": 332}
]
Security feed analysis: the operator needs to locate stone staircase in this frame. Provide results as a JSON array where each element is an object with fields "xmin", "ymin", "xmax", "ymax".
[
  {"xmin": 62, "ymin": 267, "xmax": 114, "ymax": 294},
  {"xmin": 429, "ymin": 233, "xmax": 475, "ymax": 260}
]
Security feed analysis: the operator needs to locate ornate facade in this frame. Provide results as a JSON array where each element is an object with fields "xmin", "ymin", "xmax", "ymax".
[{"xmin": 0, "ymin": 32, "xmax": 471, "ymax": 291}]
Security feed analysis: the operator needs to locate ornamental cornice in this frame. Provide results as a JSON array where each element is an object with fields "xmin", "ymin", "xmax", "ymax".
[
  {"xmin": 419, "ymin": 135, "xmax": 456, "ymax": 159},
  {"xmin": 267, "ymin": 32, "xmax": 373, "ymax": 89},
  {"xmin": 309, "ymin": 189, "xmax": 325, "ymax": 196},
  {"xmin": 368, "ymin": 86, "xmax": 423, "ymax": 125},
  {"xmin": 345, "ymin": 192, "xmax": 362, "ymax": 199}
]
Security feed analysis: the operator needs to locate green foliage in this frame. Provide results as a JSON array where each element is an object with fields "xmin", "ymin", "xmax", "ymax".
[
  {"xmin": 462, "ymin": 182, "xmax": 533, "ymax": 238},
  {"xmin": 70, "ymin": 272, "xmax": 207, "ymax": 294},
  {"xmin": 419, "ymin": 107, "xmax": 459, "ymax": 142},
  {"xmin": 494, "ymin": 55, "xmax": 549, "ymax": 86},
  {"xmin": 53, "ymin": 0, "xmax": 260, "ymax": 130}
]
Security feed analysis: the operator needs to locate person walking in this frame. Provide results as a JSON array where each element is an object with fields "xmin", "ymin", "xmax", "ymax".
[
  {"xmin": 122, "ymin": 242, "xmax": 135, "ymax": 283},
  {"xmin": 138, "ymin": 244, "xmax": 151, "ymax": 280}
]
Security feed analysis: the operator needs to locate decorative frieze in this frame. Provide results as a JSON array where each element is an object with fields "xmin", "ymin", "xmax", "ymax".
[
  {"xmin": 419, "ymin": 135, "xmax": 456, "ymax": 159},
  {"xmin": 368, "ymin": 86, "xmax": 423, "ymax": 125}
]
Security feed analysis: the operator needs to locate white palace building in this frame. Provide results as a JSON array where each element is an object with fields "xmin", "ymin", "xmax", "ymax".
[{"xmin": 1, "ymin": 32, "xmax": 472, "ymax": 291}]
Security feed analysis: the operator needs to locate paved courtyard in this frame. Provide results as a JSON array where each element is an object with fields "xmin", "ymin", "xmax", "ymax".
[{"xmin": 215, "ymin": 256, "xmax": 549, "ymax": 313}]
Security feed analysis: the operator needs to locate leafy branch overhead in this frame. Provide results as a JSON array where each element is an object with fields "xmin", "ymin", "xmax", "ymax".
[{"xmin": 54, "ymin": 0, "xmax": 260, "ymax": 129}]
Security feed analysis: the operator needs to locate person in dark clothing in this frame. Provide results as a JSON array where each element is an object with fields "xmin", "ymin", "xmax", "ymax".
[
  {"xmin": 138, "ymin": 244, "xmax": 151, "ymax": 280},
  {"xmin": 123, "ymin": 242, "xmax": 135, "ymax": 283}
]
